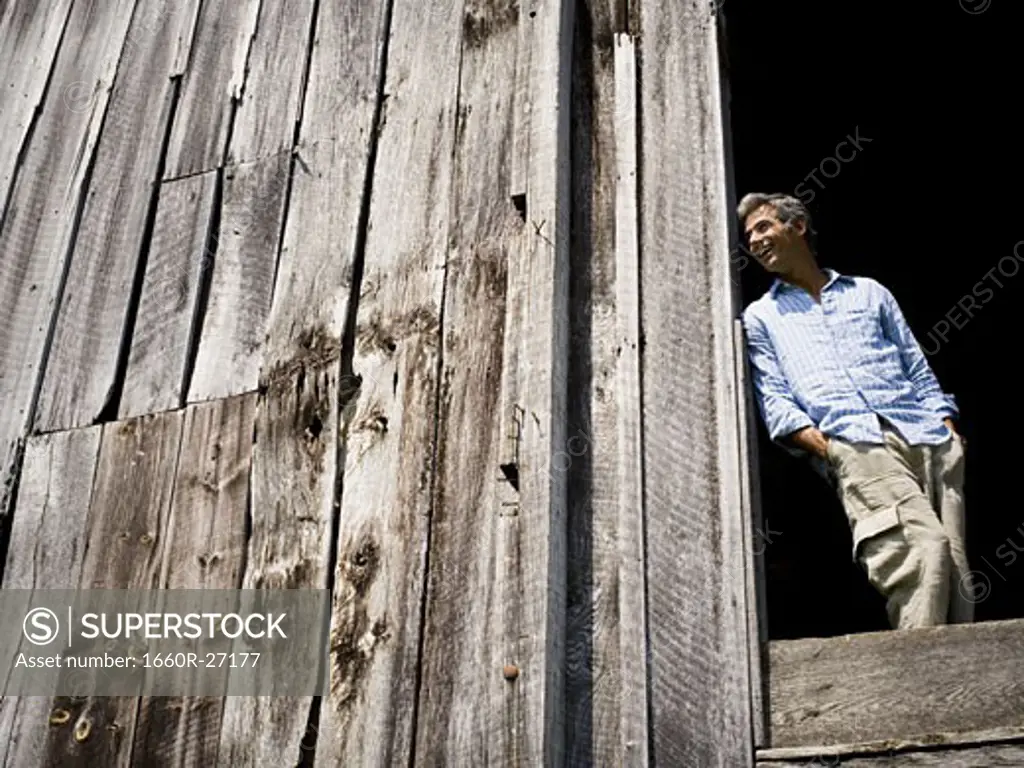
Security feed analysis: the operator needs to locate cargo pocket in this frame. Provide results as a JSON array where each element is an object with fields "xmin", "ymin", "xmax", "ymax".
[
  {"xmin": 851, "ymin": 505, "xmax": 901, "ymax": 561},
  {"xmin": 844, "ymin": 472, "xmax": 918, "ymax": 561}
]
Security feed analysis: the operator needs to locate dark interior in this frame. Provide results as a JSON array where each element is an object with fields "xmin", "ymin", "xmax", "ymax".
[{"xmin": 722, "ymin": 1, "xmax": 1021, "ymax": 639}]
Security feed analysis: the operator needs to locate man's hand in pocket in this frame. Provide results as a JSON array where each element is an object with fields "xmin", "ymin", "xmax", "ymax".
[{"xmin": 789, "ymin": 426, "xmax": 831, "ymax": 460}]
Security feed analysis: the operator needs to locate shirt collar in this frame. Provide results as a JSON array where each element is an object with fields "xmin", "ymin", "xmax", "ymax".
[{"xmin": 769, "ymin": 268, "xmax": 849, "ymax": 298}]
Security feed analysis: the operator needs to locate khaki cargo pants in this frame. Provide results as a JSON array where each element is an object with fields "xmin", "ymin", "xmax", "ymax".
[{"xmin": 825, "ymin": 426, "xmax": 973, "ymax": 629}]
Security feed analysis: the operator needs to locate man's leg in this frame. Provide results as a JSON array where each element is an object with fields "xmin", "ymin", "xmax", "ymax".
[
  {"xmin": 932, "ymin": 435, "xmax": 973, "ymax": 622},
  {"xmin": 829, "ymin": 437, "xmax": 952, "ymax": 629},
  {"xmin": 882, "ymin": 427, "xmax": 972, "ymax": 623}
]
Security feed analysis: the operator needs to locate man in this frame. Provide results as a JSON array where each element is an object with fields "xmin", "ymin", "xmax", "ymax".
[{"xmin": 738, "ymin": 192, "xmax": 973, "ymax": 629}]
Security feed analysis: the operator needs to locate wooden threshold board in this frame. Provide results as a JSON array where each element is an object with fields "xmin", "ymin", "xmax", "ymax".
[{"xmin": 766, "ymin": 618, "xmax": 1024, "ymax": 749}]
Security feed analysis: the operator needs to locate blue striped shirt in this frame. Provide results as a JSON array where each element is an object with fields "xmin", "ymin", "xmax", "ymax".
[{"xmin": 742, "ymin": 269, "xmax": 958, "ymax": 457}]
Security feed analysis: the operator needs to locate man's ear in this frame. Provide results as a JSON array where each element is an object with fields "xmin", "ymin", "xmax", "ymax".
[{"xmin": 791, "ymin": 217, "xmax": 807, "ymax": 236}]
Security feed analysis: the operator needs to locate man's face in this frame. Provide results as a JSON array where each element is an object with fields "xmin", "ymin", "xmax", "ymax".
[{"xmin": 743, "ymin": 204, "xmax": 807, "ymax": 274}]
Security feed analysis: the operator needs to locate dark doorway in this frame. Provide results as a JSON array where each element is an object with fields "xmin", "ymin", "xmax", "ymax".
[{"xmin": 722, "ymin": 0, "xmax": 1022, "ymax": 639}]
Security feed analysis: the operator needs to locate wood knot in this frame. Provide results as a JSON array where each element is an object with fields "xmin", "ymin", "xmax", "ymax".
[
  {"xmin": 139, "ymin": 533, "xmax": 153, "ymax": 545},
  {"xmin": 503, "ymin": 664, "xmax": 519, "ymax": 680},
  {"xmin": 73, "ymin": 718, "xmax": 91, "ymax": 742},
  {"xmin": 49, "ymin": 709, "xmax": 70, "ymax": 725}
]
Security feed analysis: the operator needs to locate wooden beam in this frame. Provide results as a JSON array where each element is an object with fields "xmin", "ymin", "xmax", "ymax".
[
  {"xmin": 0, "ymin": 427, "xmax": 102, "ymax": 768},
  {"xmin": 0, "ymin": 0, "xmax": 139, "ymax": 519},
  {"xmin": 768, "ymin": 619, "xmax": 1024, "ymax": 749},
  {"xmin": 638, "ymin": 0, "xmax": 753, "ymax": 763},
  {"xmin": 130, "ymin": 394, "xmax": 255, "ymax": 767}
]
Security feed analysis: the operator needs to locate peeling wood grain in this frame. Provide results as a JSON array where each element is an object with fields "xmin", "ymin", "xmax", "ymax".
[
  {"xmin": 0, "ymin": 0, "xmax": 140, "ymax": 521},
  {"xmin": 120, "ymin": 171, "xmax": 218, "ymax": 419},
  {"xmin": 38, "ymin": 410, "xmax": 183, "ymax": 768},
  {"xmin": 35, "ymin": 0, "xmax": 208, "ymax": 432},
  {"xmin": 226, "ymin": 0, "xmax": 317, "ymax": 166},
  {"xmin": 768, "ymin": 619, "xmax": 1024, "ymax": 749},
  {"xmin": 0, "ymin": 427, "xmax": 101, "ymax": 768},
  {"xmin": 188, "ymin": 154, "xmax": 290, "ymax": 403},
  {"xmin": 410, "ymin": 0, "xmax": 520, "ymax": 758},
  {"xmin": 638, "ymin": 0, "xmax": 753, "ymax": 764},
  {"xmin": 130, "ymin": 394, "xmax": 255, "ymax": 768},
  {"xmin": 216, "ymin": 370, "xmax": 336, "ymax": 765},
  {"xmin": 163, "ymin": 0, "xmax": 261, "ymax": 179},
  {"xmin": 0, "ymin": 0, "xmax": 75, "ymax": 223},
  {"xmin": 312, "ymin": 0, "xmax": 464, "ymax": 762}
]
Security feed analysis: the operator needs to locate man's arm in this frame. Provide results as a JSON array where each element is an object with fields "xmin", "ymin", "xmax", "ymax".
[
  {"xmin": 876, "ymin": 282, "xmax": 959, "ymax": 424},
  {"xmin": 743, "ymin": 311, "xmax": 829, "ymax": 458}
]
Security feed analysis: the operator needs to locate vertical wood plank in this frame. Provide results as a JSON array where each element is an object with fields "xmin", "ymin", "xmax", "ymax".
[
  {"xmin": 120, "ymin": 171, "xmax": 219, "ymax": 419},
  {"xmin": 0, "ymin": 0, "xmax": 140, "ymax": 519},
  {"xmin": 410, "ymin": 0, "xmax": 520, "ymax": 761},
  {"xmin": 612, "ymin": 30, "xmax": 650, "ymax": 766},
  {"xmin": 187, "ymin": 154, "xmax": 291, "ymax": 403},
  {"xmin": 737, "ymin": 317, "xmax": 768, "ymax": 748},
  {"xmin": 0, "ymin": 0, "xmax": 75, "ymax": 221},
  {"xmin": 565, "ymin": 5, "xmax": 650, "ymax": 766},
  {"xmin": 508, "ymin": 0, "xmax": 574, "ymax": 764},
  {"xmin": 296, "ymin": 0, "xmax": 390, "ymax": 147},
  {"xmin": 312, "ymin": 0, "xmax": 462, "ymax": 761},
  {"xmin": 262, "ymin": 0, "xmax": 391, "ymax": 373},
  {"xmin": 215, "ymin": 370, "xmax": 337, "ymax": 765},
  {"xmin": 226, "ymin": 0, "xmax": 317, "ymax": 166},
  {"xmin": 163, "ymin": 0, "xmax": 261, "ymax": 179},
  {"xmin": 34, "ymin": 0, "xmax": 203, "ymax": 432},
  {"xmin": 509, "ymin": 0, "xmax": 532, "ymax": 201},
  {"xmin": 39, "ymin": 411, "xmax": 184, "ymax": 767},
  {"xmin": 130, "ymin": 394, "xmax": 255, "ymax": 768},
  {"xmin": 0, "ymin": 427, "xmax": 102, "ymax": 768},
  {"xmin": 638, "ymin": 0, "xmax": 753, "ymax": 764}
]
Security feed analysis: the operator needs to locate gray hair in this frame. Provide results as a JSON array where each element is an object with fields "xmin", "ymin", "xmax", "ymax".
[{"xmin": 737, "ymin": 192, "xmax": 816, "ymax": 251}]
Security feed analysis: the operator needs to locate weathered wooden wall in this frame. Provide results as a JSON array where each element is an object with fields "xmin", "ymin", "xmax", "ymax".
[
  {"xmin": 7, "ymin": 0, "xmax": 1008, "ymax": 766},
  {"xmin": 0, "ymin": 0, "xmax": 576, "ymax": 764}
]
